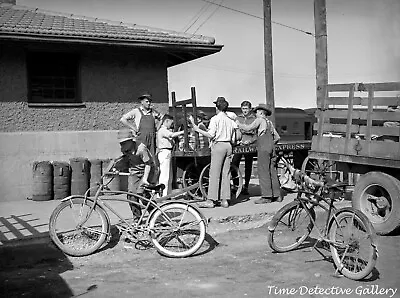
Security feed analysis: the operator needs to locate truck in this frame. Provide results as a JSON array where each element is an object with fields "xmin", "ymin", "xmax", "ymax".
[{"xmin": 305, "ymin": 81, "xmax": 400, "ymax": 235}]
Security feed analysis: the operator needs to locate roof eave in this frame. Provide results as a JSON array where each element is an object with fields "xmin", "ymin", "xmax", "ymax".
[{"xmin": 0, "ymin": 32, "xmax": 223, "ymax": 66}]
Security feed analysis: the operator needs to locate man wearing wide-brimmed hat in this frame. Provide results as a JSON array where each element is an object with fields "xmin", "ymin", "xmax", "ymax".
[
  {"xmin": 237, "ymin": 103, "xmax": 281, "ymax": 204},
  {"xmin": 114, "ymin": 129, "xmax": 157, "ymax": 218},
  {"xmin": 189, "ymin": 96, "xmax": 239, "ymax": 208},
  {"xmin": 120, "ymin": 91, "xmax": 163, "ymax": 157}
]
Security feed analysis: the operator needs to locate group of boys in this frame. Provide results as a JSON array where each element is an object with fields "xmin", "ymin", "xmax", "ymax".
[{"xmin": 115, "ymin": 92, "xmax": 280, "ymax": 216}]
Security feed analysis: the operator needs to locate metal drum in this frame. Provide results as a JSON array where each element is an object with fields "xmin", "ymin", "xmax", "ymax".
[
  {"xmin": 53, "ymin": 161, "xmax": 71, "ymax": 200},
  {"xmin": 89, "ymin": 159, "xmax": 102, "ymax": 195},
  {"xmin": 32, "ymin": 161, "xmax": 53, "ymax": 201},
  {"xmin": 69, "ymin": 157, "xmax": 90, "ymax": 195}
]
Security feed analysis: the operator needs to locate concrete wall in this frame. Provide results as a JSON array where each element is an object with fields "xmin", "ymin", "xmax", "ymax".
[
  {"xmin": 0, "ymin": 42, "xmax": 171, "ymax": 202},
  {"xmin": 0, "ymin": 130, "xmax": 123, "ymax": 202}
]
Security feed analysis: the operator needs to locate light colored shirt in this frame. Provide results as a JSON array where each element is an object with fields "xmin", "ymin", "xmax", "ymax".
[
  {"xmin": 157, "ymin": 126, "xmax": 174, "ymax": 150},
  {"xmin": 120, "ymin": 106, "xmax": 162, "ymax": 135},
  {"xmin": 208, "ymin": 111, "xmax": 238, "ymax": 143}
]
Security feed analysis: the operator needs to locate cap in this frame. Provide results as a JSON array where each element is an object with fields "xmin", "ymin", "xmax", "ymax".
[
  {"xmin": 117, "ymin": 129, "xmax": 136, "ymax": 143},
  {"xmin": 253, "ymin": 104, "xmax": 272, "ymax": 116},
  {"xmin": 138, "ymin": 92, "xmax": 152, "ymax": 101}
]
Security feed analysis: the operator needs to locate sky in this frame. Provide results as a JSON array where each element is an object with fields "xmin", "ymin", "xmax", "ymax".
[{"xmin": 18, "ymin": 0, "xmax": 400, "ymax": 109}]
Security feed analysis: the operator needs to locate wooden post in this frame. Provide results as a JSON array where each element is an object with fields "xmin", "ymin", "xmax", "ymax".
[
  {"xmin": 314, "ymin": 0, "xmax": 328, "ymax": 109},
  {"xmin": 314, "ymin": 0, "xmax": 328, "ymax": 149},
  {"xmin": 263, "ymin": 0, "xmax": 275, "ymax": 124}
]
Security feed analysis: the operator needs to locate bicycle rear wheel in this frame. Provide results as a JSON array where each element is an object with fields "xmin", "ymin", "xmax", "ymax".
[
  {"xmin": 149, "ymin": 202, "xmax": 206, "ymax": 258},
  {"xmin": 49, "ymin": 197, "xmax": 109, "ymax": 256},
  {"xmin": 268, "ymin": 200, "xmax": 316, "ymax": 253},
  {"xmin": 329, "ymin": 208, "xmax": 377, "ymax": 280}
]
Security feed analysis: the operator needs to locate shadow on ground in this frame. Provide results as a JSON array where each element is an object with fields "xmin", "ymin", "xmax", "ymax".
[{"xmin": 0, "ymin": 242, "xmax": 74, "ymax": 298}]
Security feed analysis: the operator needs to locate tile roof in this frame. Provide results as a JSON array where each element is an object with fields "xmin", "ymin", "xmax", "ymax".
[{"xmin": 0, "ymin": 3, "xmax": 220, "ymax": 48}]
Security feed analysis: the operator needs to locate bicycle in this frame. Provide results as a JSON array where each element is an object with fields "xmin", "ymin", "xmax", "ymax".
[
  {"xmin": 49, "ymin": 157, "xmax": 207, "ymax": 258},
  {"xmin": 267, "ymin": 159, "xmax": 378, "ymax": 280}
]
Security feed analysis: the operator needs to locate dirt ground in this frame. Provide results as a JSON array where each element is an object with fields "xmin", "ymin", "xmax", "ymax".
[{"xmin": 1, "ymin": 223, "xmax": 399, "ymax": 298}]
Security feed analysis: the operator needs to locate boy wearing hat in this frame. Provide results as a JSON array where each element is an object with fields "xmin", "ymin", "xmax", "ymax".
[
  {"xmin": 114, "ymin": 129, "xmax": 157, "ymax": 218},
  {"xmin": 237, "ymin": 104, "xmax": 281, "ymax": 203},
  {"xmin": 120, "ymin": 92, "xmax": 163, "ymax": 157},
  {"xmin": 189, "ymin": 97, "xmax": 239, "ymax": 208}
]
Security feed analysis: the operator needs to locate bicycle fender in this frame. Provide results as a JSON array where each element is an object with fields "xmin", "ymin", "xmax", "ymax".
[
  {"xmin": 268, "ymin": 201, "xmax": 299, "ymax": 231},
  {"xmin": 60, "ymin": 195, "xmax": 112, "ymax": 239},
  {"xmin": 150, "ymin": 200, "xmax": 209, "ymax": 227},
  {"xmin": 329, "ymin": 207, "xmax": 378, "ymax": 243}
]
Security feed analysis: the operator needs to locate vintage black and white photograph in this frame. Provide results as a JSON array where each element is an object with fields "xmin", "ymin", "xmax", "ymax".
[{"xmin": 0, "ymin": 0, "xmax": 399, "ymax": 297}]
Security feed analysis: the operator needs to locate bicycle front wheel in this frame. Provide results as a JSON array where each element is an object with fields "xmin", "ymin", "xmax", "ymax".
[
  {"xmin": 268, "ymin": 200, "xmax": 316, "ymax": 253},
  {"xmin": 49, "ymin": 197, "xmax": 109, "ymax": 257},
  {"xmin": 149, "ymin": 203, "xmax": 206, "ymax": 258},
  {"xmin": 329, "ymin": 208, "xmax": 378, "ymax": 280}
]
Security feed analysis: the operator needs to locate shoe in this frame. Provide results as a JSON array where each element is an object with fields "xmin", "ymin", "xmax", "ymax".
[
  {"xmin": 241, "ymin": 188, "xmax": 249, "ymax": 195},
  {"xmin": 254, "ymin": 197, "xmax": 273, "ymax": 204},
  {"xmin": 196, "ymin": 199, "xmax": 215, "ymax": 208},
  {"xmin": 220, "ymin": 199, "xmax": 229, "ymax": 208}
]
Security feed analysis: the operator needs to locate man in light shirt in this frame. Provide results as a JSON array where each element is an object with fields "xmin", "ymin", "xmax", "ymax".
[
  {"xmin": 120, "ymin": 92, "xmax": 162, "ymax": 157},
  {"xmin": 189, "ymin": 97, "xmax": 238, "ymax": 208}
]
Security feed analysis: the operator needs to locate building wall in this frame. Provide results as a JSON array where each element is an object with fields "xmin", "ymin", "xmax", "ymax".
[
  {"xmin": 0, "ymin": 43, "xmax": 170, "ymax": 132},
  {"xmin": 0, "ymin": 42, "xmax": 170, "ymax": 202}
]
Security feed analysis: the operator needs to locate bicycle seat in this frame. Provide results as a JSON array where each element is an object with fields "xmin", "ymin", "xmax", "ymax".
[{"xmin": 143, "ymin": 184, "xmax": 165, "ymax": 191}]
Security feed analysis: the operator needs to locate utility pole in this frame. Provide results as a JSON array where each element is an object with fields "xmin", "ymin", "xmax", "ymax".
[
  {"xmin": 263, "ymin": 0, "xmax": 275, "ymax": 124},
  {"xmin": 314, "ymin": 0, "xmax": 328, "ymax": 109}
]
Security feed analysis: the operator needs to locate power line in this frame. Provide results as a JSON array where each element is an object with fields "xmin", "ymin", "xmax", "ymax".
[
  {"xmin": 183, "ymin": 1, "xmax": 214, "ymax": 32},
  {"xmin": 198, "ymin": 0, "xmax": 315, "ymax": 37},
  {"xmin": 192, "ymin": 0, "xmax": 224, "ymax": 35}
]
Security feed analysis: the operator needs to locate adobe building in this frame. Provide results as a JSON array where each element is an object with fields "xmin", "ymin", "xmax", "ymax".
[{"xmin": 0, "ymin": 0, "xmax": 222, "ymax": 202}]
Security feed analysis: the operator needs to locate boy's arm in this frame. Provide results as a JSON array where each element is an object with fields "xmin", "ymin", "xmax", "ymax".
[{"xmin": 141, "ymin": 165, "xmax": 151, "ymax": 185}]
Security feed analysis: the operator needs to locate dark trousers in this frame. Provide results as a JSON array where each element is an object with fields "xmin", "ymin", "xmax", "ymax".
[
  {"xmin": 127, "ymin": 174, "xmax": 144, "ymax": 218},
  {"xmin": 232, "ymin": 153, "xmax": 255, "ymax": 188},
  {"xmin": 258, "ymin": 149, "xmax": 280, "ymax": 198}
]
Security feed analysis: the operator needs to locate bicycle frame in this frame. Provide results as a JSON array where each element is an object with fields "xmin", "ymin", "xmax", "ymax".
[
  {"xmin": 294, "ymin": 186, "xmax": 348, "ymax": 245},
  {"xmin": 62, "ymin": 171, "xmax": 207, "ymax": 234}
]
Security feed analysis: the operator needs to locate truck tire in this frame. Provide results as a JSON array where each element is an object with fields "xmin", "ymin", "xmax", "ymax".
[{"xmin": 352, "ymin": 171, "xmax": 400, "ymax": 235}]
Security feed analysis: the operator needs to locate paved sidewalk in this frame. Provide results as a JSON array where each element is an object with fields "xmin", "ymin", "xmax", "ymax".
[{"xmin": 0, "ymin": 179, "xmax": 351, "ymax": 248}]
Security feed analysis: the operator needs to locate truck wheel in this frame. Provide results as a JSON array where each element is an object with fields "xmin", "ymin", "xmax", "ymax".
[{"xmin": 352, "ymin": 171, "xmax": 400, "ymax": 235}]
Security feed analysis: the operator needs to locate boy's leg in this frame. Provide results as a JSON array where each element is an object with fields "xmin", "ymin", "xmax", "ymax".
[
  {"xmin": 243, "ymin": 153, "xmax": 254, "ymax": 193},
  {"xmin": 231, "ymin": 153, "xmax": 242, "ymax": 191},
  {"xmin": 208, "ymin": 143, "xmax": 225, "ymax": 203},
  {"xmin": 220, "ymin": 143, "xmax": 232, "ymax": 207},
  {"xmin": 127, "ymin": 174, "xmax": 143, "ymax": 218},
  {"xmin": 270, "ymin": 151, "xmax": 281, "ymax": 200},
  {"xmin": 157, "ymin": 149, "xmax": 172, "ymax": 196}
]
